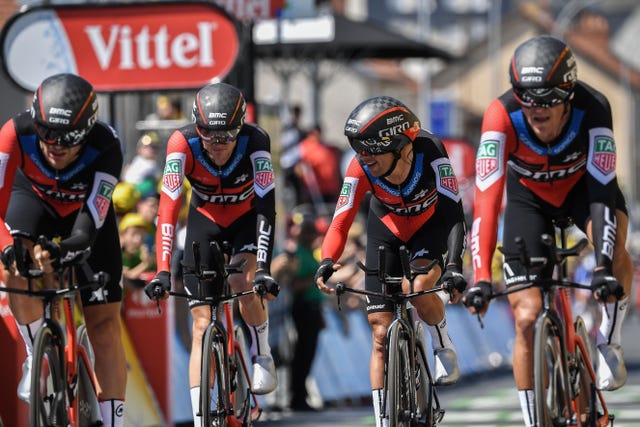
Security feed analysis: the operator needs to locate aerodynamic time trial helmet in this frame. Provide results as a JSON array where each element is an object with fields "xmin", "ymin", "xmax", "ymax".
[
  {"xmin": 192, "ymin": 82, "xmax": 246, "ymax": 144},
  {"xmin": 509, "ymin": 35, "xmax": 577, "ymax": 108},
  {"xmin": 31, "ymin": 73, "xmax": 98, "ymax": 147},
  {"xmin": 344, "ymin": 96, "xmax": 420, "ymax": 156}
]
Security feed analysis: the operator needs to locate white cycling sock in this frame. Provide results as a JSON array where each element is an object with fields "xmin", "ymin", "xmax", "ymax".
[
  {"xmin": 427, "ymin": 316, "xmax": 453, "ymax": 350},
  {"xmin": 17, "ymin": 318, "xmax": 43, "ymax": 357},
  {"xmin": 597, "ymin": 297, "xmax": 628, "ymax": 347},
  {"xmin": 517, "ymin": 389, "xmax": 535, "ymax": 427},
  {"xmin": 190, "ymin": 387, "xmax": 201, "ymax": 427},
  {"xmin": 99, "ymin": 399, "xmax": 124, "ymax": 427},
  {"xmin": 249, "ymin": 320, "xmax": 271, "ymax": 357},
  {"xmin": 371, "ymin": 389, "xmax": 389, "ymax": 427}
]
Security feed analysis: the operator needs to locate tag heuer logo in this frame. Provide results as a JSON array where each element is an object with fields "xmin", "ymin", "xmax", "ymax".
[
  {"xmin": 254, "ymin": 158, "xmax": 274, "ymax": 189},
  {"xmin": 336, "ymin": 182, "xmax": 352, "ymax": 210},
  {"xmin": 94, "ymin": 180, "xmax": 114, "ymax": 219},
  {"xmin": 476, "ymin": 140, "xmax": 499, "ymax": 180},
  {"xmin": 163, "ymin": 159, "xmax": 182, "ymax": 192},
  {"xmin": 438, "ymin": 164, "xmax": 458, "ymax": 194},
  {"xmin": 592, "ymin": 136, "xmax": 616, "ymax": 175}
]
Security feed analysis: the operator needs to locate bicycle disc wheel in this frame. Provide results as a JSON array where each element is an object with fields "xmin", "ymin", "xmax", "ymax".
[
  {"xmin": 534, "ymin": 316, "xmax": 572, "ymax": 427},
  {"xmin": 387, "ymin": 322, "xmax": 413, "ymax": 427},
  {"xmin": 414, "ymin": 321, "xmax": 435, "ymax": 426},
  {"xmin": 201, "ymin": 324, "xmax": 230, "ymax": 427},
  {"xmin": 30, "ymin": 325, "xmax": 67, "ymax": 427},
  {"xmin": 574, "ymin": 317, "xmax": 598, "ymax": 426},
  {"xmin": 232, "ymin": 325, "xmax": 252, "ymax": 425}
]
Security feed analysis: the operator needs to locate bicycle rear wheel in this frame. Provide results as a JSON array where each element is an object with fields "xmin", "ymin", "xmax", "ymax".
[
  {"xmin": 534, "ymin": 316, "xmax": 572, "ymax": 427},
  {"xmin": 387, "ymin": 322, "xmax": 414, "ymax": 427},
  {"xmin": 30, "ymin": 325, "xmax": 67, "ymax": 427},
  {"xmin": 201, "ymin": 324, "xmax": 231, "ymax": 427}
]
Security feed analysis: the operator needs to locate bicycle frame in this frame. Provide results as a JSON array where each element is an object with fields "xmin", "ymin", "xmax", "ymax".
[
  {"xmin": 493, "ymin": 231, "xmax": 613, "ymax": 427},
  {"xmin": 334, "ymin": 245, "xmax": 445, "ymax": 427},
  {"xmin": 1, "ymin": 234, "xmax": 103, "ymax": 427}
]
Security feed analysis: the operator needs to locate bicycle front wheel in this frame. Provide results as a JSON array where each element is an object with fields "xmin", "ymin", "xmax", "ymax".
[
  {"xmin": 534, "ymin": 315, "xmax": 572, "ymax": 427},
  {"xmin": 232, "ymin": 325, "xmax": 252, "ymax": 424},
  {"xmin": 387, "ymin": 322, "xmax": 413, "ymax": 427},
  {"xmin": 414, "ymin": 321, "xmax": 436, "ymax": 426},
  {"xmin": 30, "ymin": 325, "xmax": 67, "ymax": 427},
  {"xmin": 201, "ymin": 324, "xmax": 231, "ymax": 427},
  {"xmin": 573, "ymin": 316, "xmax": 598, "ymax": 426}
]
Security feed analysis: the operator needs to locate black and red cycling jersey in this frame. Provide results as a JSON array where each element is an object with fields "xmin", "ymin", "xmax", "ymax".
[
  {"xmin": 155, "ymin": 122, "xmax": 276, "ymax": 273},
  {"xmin": 0, "ymin": 111, "xmax": 122, "ymax": 253},
  {"xmin": 472, "ymin": 81, "xmax": 620, "ymax": 282},
  {"xmin": 321, "ymin": 130, "xmax": 466, "ymax": 267}
]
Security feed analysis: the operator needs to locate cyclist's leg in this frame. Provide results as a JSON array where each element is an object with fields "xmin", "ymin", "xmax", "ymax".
[
  {"xmin": 81, "ymin": 212, "xmax": 127, "ymax": 426},
  {"xmin": 408, "ymin": 223, "xmax": 459, "ymax": 386},
  {"xmin": 502, "ymin": 186, "xmax": 553, "ymax": 427},
  {"xmin": 3, "ymin": 185, "xmax": 53, "ymax": 401}
]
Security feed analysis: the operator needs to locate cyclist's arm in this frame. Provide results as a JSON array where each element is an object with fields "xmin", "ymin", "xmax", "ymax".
[
  {"xmin": 584, "ymin": 99, "xmax": 618, "ymax": 273},
  {"xmin": 155, "ymin": 132, "xmax": 189, "ymax": 273},
  {"xmin": 60, "ymin": 139, "xmax": 122, "ymax": 254},
  {"xmin": 0, "ymin": 120, "xmax": 25, "ymax": 251},
  {"xmin": 471, "ymin": 99, "xmax": 512, "ymax": 282},
  {"xmin": 249, "ymin": 134, "xmax": 276, "ymax": 273},
  {"xmin": 320, "ymin": 157, "xmax": 371, "ymax": 262}
]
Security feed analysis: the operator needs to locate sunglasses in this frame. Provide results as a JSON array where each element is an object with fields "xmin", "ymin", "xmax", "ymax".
[
  {"xmin": 196, "ymin": 125, "xmax": 240, "ymax": 145},
  {"xmin": 35, "ymin": 124, "xmax": 87, "ymax": 147},
  {"xmin": 513, "ymin": 84, "xmax": 573, "ymax": 109}
]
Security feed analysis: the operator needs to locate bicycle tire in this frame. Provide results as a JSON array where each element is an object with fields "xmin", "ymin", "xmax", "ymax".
[
  {"xmin": 534, "ymin": 315, "xmax": 572, "ymax": 427},
  {"xmin": 30, "ymin": 325, "xmax": 67, "ymax": 427},
  {"xmin": 201, "ymin": 323, "xmax": 231, "ymax": 427},
  {"xmin": 387, "ymin": 322, "xmax": 413, "ymax": 427},
  {"xmin": 414, "ymin": 321, "xmax": 435, "ymax": 426},
  {"xmin": 573, "ymin": 317, "xmax": 598, "ymax": 426},
  {"xmin": 232, "ymin": 325, "xmax": 252, "ymax": 425}
]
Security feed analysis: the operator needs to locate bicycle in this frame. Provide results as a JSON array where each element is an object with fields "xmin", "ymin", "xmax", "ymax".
[
  {"xmin": 151, "ymin": 240, "xmax": 261, "ymax": 427},
  {"xmin": 332, "ymin": 245, "xmax": 446, "ymax": 427},
  {"xmin": 0, "ymin": 231, "xmax": 108, "ymax": 427},
  {"xmin": 467, "ymin": 225, "xmax": 614, "ymax": 427}
]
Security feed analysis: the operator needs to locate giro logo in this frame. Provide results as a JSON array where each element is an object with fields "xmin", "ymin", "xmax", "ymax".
[{"xmin": 0, "ymin": 2, "xmax": 239, "ymax": 91}]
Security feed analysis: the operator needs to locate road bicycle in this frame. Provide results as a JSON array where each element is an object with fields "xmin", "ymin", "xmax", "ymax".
[
  {"xmin": 0, "ymin": 231, "xmax": 108, "ymax": 427},
  {"xmin": 467, "ymin": 225, "xmax": 615, "ymax": 427},
  {"xmin": 333, "ymin": 245, "xmax": 446, "ymax": 427},
  {"xmin": 152, "ymin": 240, "xmax": 261, "ymax": 427}
]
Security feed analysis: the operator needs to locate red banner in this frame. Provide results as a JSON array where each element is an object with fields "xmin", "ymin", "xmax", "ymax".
[{"xmin": 0, "ymin": 2, "xmax": 239, "ymax": 92}]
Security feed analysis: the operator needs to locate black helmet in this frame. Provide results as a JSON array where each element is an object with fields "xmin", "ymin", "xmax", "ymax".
[
  {"xmin": 192, "ymin": 83, "xmax": 246, "ymax": 143},
  {"xmin": 509, "ymin": 35, "xmax": 577, "ymax": 108},
  {"xmin": 344, "ymin": 96, "xmax": 420, "ymax": 155},
  {"xmin": 31, "ymin": 73, "xmax": 98, "ymax": 147}
]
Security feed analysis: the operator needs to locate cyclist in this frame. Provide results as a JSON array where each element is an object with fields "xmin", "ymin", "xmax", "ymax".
[
  {"xmin": 0, "ymin": 73, "xmax": 127, "ymax": 426},
  {"xmin": 314, "ymin": 96, "xmax": 467, "ymax": 427},
  {"xmin": 143, "ymin": 82, "xmax": 279, "ymax": 426},
  {"xmin": 464, "ymin": 35, "xmax": 632, "ymax": 427}
]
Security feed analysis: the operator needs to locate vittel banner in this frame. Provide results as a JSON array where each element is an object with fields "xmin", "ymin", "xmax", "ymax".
[{"xmin": 0, "ymin": 1, "xmax": 239, "ymax": 92}]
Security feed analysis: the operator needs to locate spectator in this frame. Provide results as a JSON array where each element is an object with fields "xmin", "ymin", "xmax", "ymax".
[
  {"xmin": 280, "ymin": 105, "xmax": 305, "ymax": 206},
  {"xmin": 272, "ymin": 212, "xmax": 326, "ymax": 411},
  {"xmin": 122, "ymin": 131, "xmax": 162, "ymax": 186},
  {"xmin": 146, "ymin": 95, "xmax": 186, "ymax": 122},
  {"xmin": 112, "ymin": 182, "xmax": 141, "ymax": 218},
  {"xmin": 119, "ymin": 212, "xmax": 156, "ymax": 290},
  {"xmin": 294, "ymin": 125, "xmax": 343, "ymax": 207}
]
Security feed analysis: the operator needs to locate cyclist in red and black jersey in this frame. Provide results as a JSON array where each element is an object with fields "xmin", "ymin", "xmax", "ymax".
[
  {"xmin": 314, "ymin": 96, "xmax": 467, "ymax": 427},
  {"xmin": 464, "ymin": 36, "xmax": 632, "ymax": 426},
  {"xmin": 0, "ymin": 74, "xmax": 127, "ymax": 425},
  {"xmin": 144, "ymin": 83, "xmax": 278, "ymax": 426}
]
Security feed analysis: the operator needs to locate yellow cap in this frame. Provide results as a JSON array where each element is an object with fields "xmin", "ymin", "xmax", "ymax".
[{"xmin": 118, "ymin": 213, "xmax": 152, "ymax": 234}]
